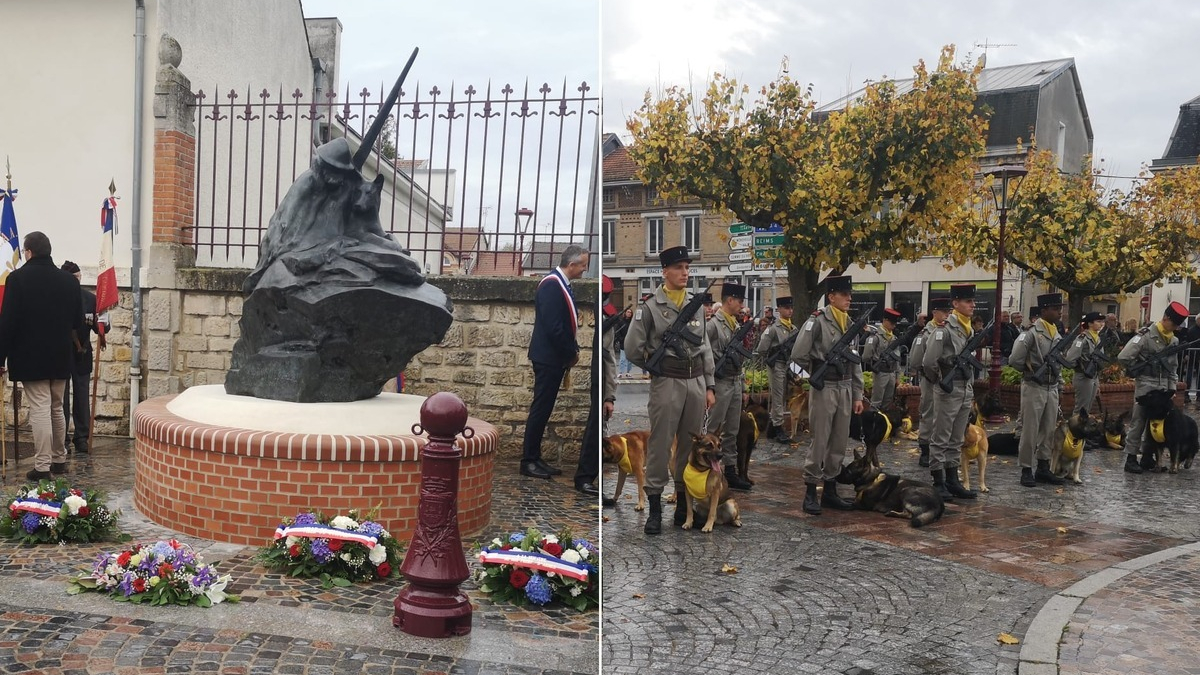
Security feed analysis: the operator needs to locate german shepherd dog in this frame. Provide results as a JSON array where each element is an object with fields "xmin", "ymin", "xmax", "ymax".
[
  {"xmin": 1102, "ymin": 410, "xmax": 1130, "ymax": 450},
  {"xmin": 602, "ymin": 431, "xmax": 649, "ymax": 510},
  {"xmin": 681, "ymin": 428, "xmax": 742, "ymax": 533},
  {"xmin": 959, "ymin": 409, "xmax": 990, "ymax": 493},
  {"xmin": 737, "ymin": 401, "xmax": 770, "ymax": 486},
  {"xmin": 785, "ymin": 377, "xmax": 810, "ymax": 439},
  {"xmin": 849, "ymin": 405, "xmax": 910, "ymax": 468},
  {"xmin": 1050, "ymin": 408, "xmax": 1104, "ymax": 484},
  {"xmin": 835, "ymin": 451, "xmax": 945, "ymax": 528},
  {"xmin": 1134, "ymin": 390, "xmax": 1200, "ymax": 474}
]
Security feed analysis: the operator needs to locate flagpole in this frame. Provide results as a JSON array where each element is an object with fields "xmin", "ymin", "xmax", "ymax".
[{"xmin": 3, "ymin": 158, "xmax": 17, "ymax": 468}]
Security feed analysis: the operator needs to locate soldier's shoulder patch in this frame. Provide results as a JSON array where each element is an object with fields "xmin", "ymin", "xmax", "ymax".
[
  {"xmin": 803, "ymin": 319, "xmax": 815, "ymax": 331},
  {"xmin": 1074, "ymin": 338, "xmax": 1084, "ymax": 347},
  {"xmin": 1131, "ymin": 335, "xmax": 1142, "ymax": 344},
  {"xmin": 1017, "ymin": 333, "xmax": 1027, "ymax": 342},
  {"xmin": 634, "ymin": 308, "xmax": 643, "ymax": 320},
  {"xmin": 934, "ymin": 330, "xmax": 944, "ymax": 340}
]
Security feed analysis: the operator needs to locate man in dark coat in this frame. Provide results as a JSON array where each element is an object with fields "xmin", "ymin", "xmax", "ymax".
[
  {"xmin": 520, "ymin": 244, "xmax": 589, "ymax": 479},
  {"xmin": 59, "ymin": 261, "xmax": 108, "ymax": 454},
  {"xmin": 0, "ymin": 232, "xmax": 84, "ymax": 480}
]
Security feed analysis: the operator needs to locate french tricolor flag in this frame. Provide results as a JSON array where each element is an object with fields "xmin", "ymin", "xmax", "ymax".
[{"xmin": 96, "ymin": 197, "xmax": 118, "ymax": 315}]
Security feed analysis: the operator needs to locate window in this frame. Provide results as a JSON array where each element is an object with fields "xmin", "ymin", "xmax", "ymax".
[
  {"xmin": 682, "ymin": 215, "xmax": 701, "ymax": 253},
  {"xmin": 645, "ymin": 186, "xmax": 659, "ymax": 206},
  {"xmin": 1056, "ymin": 121, "xmax": 1067, "ymax": 170},
  {"xmin": 602, "ymin": 188, "xmax": 616, "ymax": 207},
  {"xmin": 602, "ymin": 219, "xmax": 617, "ymax": 256},
  {"xmin": 646, "ymin": 217, "xmax": 664, "ymax": 254}
]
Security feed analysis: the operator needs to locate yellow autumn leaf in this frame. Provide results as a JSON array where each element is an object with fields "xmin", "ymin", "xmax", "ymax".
[
  {"xmin": 997, "ymin": 633, "xmax": 1020, "ymax": 645},
  {"xmin": 632, "ymin": 593, "xmax": 645, "ymax": 599},
  {"xmin": 1056, "ymin": 527, "xmax": 1069, "ymax": 534},
  {"xmin": 721, "ymin": 564, "xmax": 739, "ymax": 574}
]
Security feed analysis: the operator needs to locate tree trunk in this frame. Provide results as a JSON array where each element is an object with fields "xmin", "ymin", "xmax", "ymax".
[
  {"xmin": 786, "ymin": 264, "xmax": 824, "ymax": 316},
  {"xmin": 1066, "ymin": 291, "xmax": 1087, "ymax": 328}
]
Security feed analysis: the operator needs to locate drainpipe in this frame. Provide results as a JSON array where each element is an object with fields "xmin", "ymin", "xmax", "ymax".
[{"xmin": 129, "ymin": 0, "xmax": 146, "ymax": 436}]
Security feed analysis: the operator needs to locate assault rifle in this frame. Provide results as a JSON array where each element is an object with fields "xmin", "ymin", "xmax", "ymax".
[
  {"xmin": 809, "ymin": 304, "xmax": 876, "ymax": 391},
  {"xmin": 602, "ymin": 305, "xmax": 632, "ymax": 334},
  {"xmin": 1078, "ymin": 336, "xmax": 1113, "ymax": 379},
  {"xmin": 1126, "ymin": 337, "xmax": 1200, "ymax": 379},
  {"xmin": 873, "ymin": 320, "xmax": 924, "ymax": 372},
  {"xmin": 937, "ymin": 319, "xmax": 995, "ymax": 393},
  {"xmin": 766, "ymin": 330, "xmax": 800, "ymax": 366},
  {"xmin": 1030, "ymin": 325, "xmax": 1083, "ymax": 385},
  {"xmin": 644, "ymin": 292, "xmax": 709, "ymax": 377},
  {"xmin": 713, "ymin": 318, "xmax": 756, "ymax": 379}
]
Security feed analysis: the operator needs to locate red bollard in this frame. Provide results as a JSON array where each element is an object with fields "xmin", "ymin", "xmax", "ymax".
[{"xmin": 393, "ymin": 392, "xmax": 473, "ymax": 637}]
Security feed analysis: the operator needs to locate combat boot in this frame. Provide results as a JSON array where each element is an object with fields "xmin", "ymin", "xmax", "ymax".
[
  {"xmin": 802, "ymin": 483, "xmax": 822, "ymax": 515},
  {"xmin": 1034, "ymin": 459, "xmax": 1065, "ymax": 485},
  {"xmin": 1020, "ymin": 466, "xmax": 1036, "ymax": 487},
  {"xmin": 930, "ymin": 469, "xmax": 953, "ymax": 500},
  {"xmin": 918, "ymin": 443, "xmax": 931, "ymax": 467},
  {"xmin": 766, "ymin": 424, "xmax": 779, "ymax": 440},
  {"xmin": 821, "ymin": 480, "xmax": 855, "ymax": 511},
  {"xmin": 943, "ymin": 465, "xmax": 978, "ymax": 499},
  {"xmin": 1123, "ymin": 454, "xmax": 1144, "ymax": 474},
  {"xmin": 644, "ymin": 494, "xmax": 662, "ymax": 535},
  {"xmin": 724, "ymin": 465, "xmax": 752, "ymax": 492},
  {"xmin": 673, "ymin": 490, "xmax": 688, "ymax": 527}
]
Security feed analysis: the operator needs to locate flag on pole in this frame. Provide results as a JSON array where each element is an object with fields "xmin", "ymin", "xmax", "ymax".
[
  {"xmin": 0, "ymin": 186, "xmax": 21, "ymax": 313},
  {"xmin": 96, "ymin": 196, "xmax": 118, "ymax": 314}
]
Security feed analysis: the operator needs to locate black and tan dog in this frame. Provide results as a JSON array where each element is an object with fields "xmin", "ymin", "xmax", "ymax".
[
  {"xmin": 849, "ymin": 405, "xmax": 911, "ymax": 468},
  {"xmin": 835, "ymin": 450, "xmax": 945, "ymax": 528},
  {"xmin": 1102, "ymin": 410, "xmax": 1129, "ymax": 450},
  {"xmin": 1050, "ymin": 408, "xmax": 1104, "ymax": 484},
  {"xmin": 1134, "ymin": 390, "xmax": 1200, "ymax": 473},
  {"xmin": 737, "ymin": 401, "xmax": 770, "ymax": 486},
  {"xmin": 602, "ymin": 430, "xmax": 648, "ymax": 510},
  {"xmin": 681, "ymin": 427, "xmax": 742, "ymax": 533}
]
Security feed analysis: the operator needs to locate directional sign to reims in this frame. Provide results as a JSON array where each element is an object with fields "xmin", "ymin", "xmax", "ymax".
[
  {"xmin": 728, "ymin": 262, "xmax": 753, "ymax": 273},
  {"xmin": 728, "ymin": 251, "xmax": 752, "ymax": 262},
  {"xmin": 728, "ymin": 235, "xmax": 752, "ymax": 250},
  {"xmin": 729, "ymin": 222, "xmax": 753, "ymax": 235},
  {"xmin": 753, "ymin": 233, "xmax": 785, "ymax": 248}
]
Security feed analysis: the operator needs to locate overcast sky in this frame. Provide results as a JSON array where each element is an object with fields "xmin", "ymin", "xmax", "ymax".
[{"xmin": 604, "ymin": 0, "xmax": 1200, "ymax": 189}]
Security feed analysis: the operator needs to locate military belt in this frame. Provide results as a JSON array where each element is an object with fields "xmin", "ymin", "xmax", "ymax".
[{"xmin": 656, "ymin": 358, "xmax": 704, "ymax": 379}]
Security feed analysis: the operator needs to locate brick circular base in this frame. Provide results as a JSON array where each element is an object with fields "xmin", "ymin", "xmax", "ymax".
[{"xmin": 132, "ymin": 393, "xmax": 497, "ymax": 546}]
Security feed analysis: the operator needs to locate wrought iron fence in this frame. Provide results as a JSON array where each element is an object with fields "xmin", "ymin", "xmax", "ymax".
[{"xmin": 189, "ymin": 80, "xmax": 600, "ymax": 274}]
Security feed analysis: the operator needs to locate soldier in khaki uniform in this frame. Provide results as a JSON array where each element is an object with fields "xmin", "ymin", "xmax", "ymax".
[
  {"xmin": 600, "ymin": 276, "xmax": 619, "ymax": 506},
  {"xmin": 1009, "ymin": 293, "xmax": 1069, "ymax": 487},
  {"xmin": 790, "ymin": 275, "xmax": 863, "ymax": 515},
  {"xmin": 908, "ymin": 299, "xmax": 946, "ymax": 467},
  {"xmin": 1065, "ymin": 311, "xmax": 1106, "ymax": 416},
  {"xmin": 862, "ymin": 307, "xmax": 904, "ymax": 410},
  {"xmin": 756, "ymin": 297, "xmax": 798, "ymax": 443},
  {"xmin": 1118, "ymin": 301, "xmax": 1189, "ymax": 474},
  {"xmin": 623, "ymin": 246, "xmax": 716, "ymax": 534},
  {"xmin": 706, "ymin": 282, "xmax": 753, "ymax": 491},
  {"xmin": 921, "ymin": 284, "xmax": 979, "ymax": 500}
]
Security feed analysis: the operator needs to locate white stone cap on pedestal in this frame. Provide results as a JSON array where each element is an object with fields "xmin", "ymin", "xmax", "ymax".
[{"xmin": 166, "ymin": 384, "xmax": 426, "ymax": 436}]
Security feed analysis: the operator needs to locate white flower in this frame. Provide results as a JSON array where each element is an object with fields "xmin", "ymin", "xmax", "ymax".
[
  {"xmin": 204, "ymin": 575, "xmax": 231, "ymax": 604},
  {"xmin": 577, "ymin": 546, "xmax": 591, "ymax": 560},
  {"xmin": 547, "ymin": 571, "xmax": 556, "ymax": 578},
  {"xmin": 340, "ymin": 553, "xmax": 352, "ymax": 562},
  {"xmin": 286, "ymin": 536, "xmax": 299, "ymax": 547},
  {"xmin": 543, "ymin": 534, "xmax": 559, "ymax": 544},
  {"xmin": 330, "ymin": 516, "xmax": 359, "ymax": 530},
  {"xmin": 490, "ymin": 538, "xmax": 503, "ymax": 548},
  {"xmin": 561, "ymin": 549, "xmax": 582, "ymax": 564},
  {"xmin": 62, "ymin": 494, "xmax": 87, "ymax": 516},
  {"xmin": 369, "ymin": 545, "xmax": 387, "ymax": 565},
  {"xmin": 26, "ymin": 488, "xmax": 40, "ymax": 499},
  {"xmin": 569, "ymin": 586, "xmax": 582, "ymax": 597}
]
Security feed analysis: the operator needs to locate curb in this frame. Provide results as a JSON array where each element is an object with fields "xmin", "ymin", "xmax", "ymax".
[{"xmin": 1018, "ymin": 540, "xmax": 1200, "ymax": 673}]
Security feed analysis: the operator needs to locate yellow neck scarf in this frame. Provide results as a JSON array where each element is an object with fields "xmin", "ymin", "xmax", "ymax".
[
  {"xmin": 1040, "ymin": 318, "xmax": 1058, "ymax": 339},
  {"xmin": 721, "ymin": 309, "xmax": 737, "ymax": 332},
  {"xmin": 829, "ymin": 305, "xmax": 849, "ymax": 333},
  {"xmin": 1087, "ymin": 329, "xmax": 1100, "ymax": 343},
  {"xmin": 779, "ymin": 318, "xmax": 794, "ymax": 331},
  {"xmin": 682, "ymin": 463, "xmax": 710, "ymax": 500},
  {"xmin": 883, "ymin": 327, "xmax": 895, "ymax": 340},
  {"xmin": 954, "ymin": 310, "xmax": 973, "ymax": 337},
  {"xmin": 663, "ymin": 287, "xmax": 686, "ymax": 309},
  {"xmin": 1155, "ymin": 321, "xmax": 1174, "ymax": 342}
]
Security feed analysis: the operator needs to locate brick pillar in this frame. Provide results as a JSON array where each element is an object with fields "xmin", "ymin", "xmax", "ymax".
[{"xmin": 151, "ymin": 33, "xmax": 197, "ymax": 251}]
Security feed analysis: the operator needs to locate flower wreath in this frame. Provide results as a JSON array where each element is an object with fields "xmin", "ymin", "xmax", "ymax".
[
  {"xmin": 474, "ymin": 528, "xmax": 598, "ymax": 611},
  {"xmin": 258, "ymin": 510, "xmax": 404, "ymax": 588},
  {"xmin": 1, "ymin": 478, "xmax": 124, "ymax": 545},
  {"xmin": 68, "ymin": 539, "xmax": 237, "ymax": 607}
]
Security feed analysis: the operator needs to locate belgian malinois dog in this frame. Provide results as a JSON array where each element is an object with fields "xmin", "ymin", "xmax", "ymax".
[
  {"xmin": 681, "ymin": 427, "xmax": 742, "ymax": 533},
  {"xmin": 835, "ymin": 450, "xmax": 945, "ymax": 528}
]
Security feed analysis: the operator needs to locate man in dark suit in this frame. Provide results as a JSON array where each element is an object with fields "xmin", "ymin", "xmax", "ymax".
[
  {"xmin": 0, "ymin": 232, "xmax": 84, "ymax": 480},
  {"xmin": 60, "ymin": 260, "xmax": 108, "ymax": 454},
  {"xmin": 521, "ymin": 244, "xmax": 589, "ymax": 479}
]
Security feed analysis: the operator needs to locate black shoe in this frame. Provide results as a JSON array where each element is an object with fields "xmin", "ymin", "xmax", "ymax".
[
  {"xmin": 943, "ymin": 465, "xmax": 978, "ymax": 499},
  {"xmin": 1034, "ymin": 459, "xmax": 1065, "ymax": 485},
  {"xmin": 26, "ymin": 469, "xmax": 52, "ymax": 481},
  {"xmin": 766, "ymin": 424, "xmax": 779, "ymax": 440},
  {"xmin": 519, "ymin": 461, "xmax": 552, "ymax": 479},
  {"xmin": 1123, "ymin": 455, "xmax": 1144, "ymax": 474},
  {"xmin": 50, "ymin": 462, "xmax": 68, "ymax": 475},
  {"xmin": 602, "ymin": 497, "xmax": 616, "ymax": 507},
  {"xmin": 673, "ymin": 490, "xmax": 688, "ymax": 527},
  {"xmin": 644, "ymin": 494, "xmax": 663, "ymax": 535},
  {"xmin": 535, "ymin": 459, "xmax": 563, "ymax": 476},
  {"xmin": 1020, "ymin": 467, "xmax": 1037, "ymax": 487},
  {"xmin": 775, "ymin": 431, "xmax": 794, "ymax": 444},
  {"xmin": 918, "ymin": 443, "xmax": 931, "ymax": 468},
  {"xmin": 931, "ymin": 469, "xmax": 954, "ymax": 500},
  {"xmin": 574, "ymin": 482, "xmax": 599, "ymax": 497},
  {"xmin": 802, "ymin": 483, "xmax": 822, "ymax": 515},
  {"xmin": 724, "ymin": 465, "xmax": 752, "ymax": 492},
  {"xmin": 821, "ymin": 480, "xmax": 855, "ymax": 510}
]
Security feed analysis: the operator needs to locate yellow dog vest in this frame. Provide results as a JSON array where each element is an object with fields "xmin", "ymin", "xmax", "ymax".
[
  {"xmin": 963, "ymin": 440, "xmax": 980, "ymax": 461},
  {"xmin": 749, "ymin": 413, "xmax": 760, "ymax": 443},
  {"xmin": 616, "ymin": 436, "xmax": 633, "ymax": 474},
  {"xmin": 1106, "ymin": 432, "xmax": 1123, "ymax": 449},
  {"xmin": 1061, "ymin": 430, "xmax": 1083, "ymax": 461},
  {"xmin": 682, "ymin": 463, "xmax": 710, "ymax": 500},
  {"xmin": 1150, "ymin": 419, "xmax": 1166, "ymax": 444},
  {"xmin": 900, "ymin": 417, "xmax": 913, "ymax": 435},
  {"xmin": 881, "ymin": 414, "xmax": 893, "ymax": 442}
]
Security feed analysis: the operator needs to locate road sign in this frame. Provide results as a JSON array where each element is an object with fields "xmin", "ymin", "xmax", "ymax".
[
  {"xmin": 1140, "ymin": 295, "xmax": 1151, "ymax": 308},
  {"xmin": 751, "ymin": 280, "xmax": 775, "ymax": 288},
  {"xmin": 728, "ymin": 235, "xmax": 752, "ymax": 250},
  {"xmin": 728, "ymin": 251, "xmax": 752, "ymax": 262},
  {"xmin": 753, "ymin": 233, "xmax": 785, "ymax": 248},
  {"xmin": 754, "ymin": 261, "xmax": 782, "ymax": 271},
  {"xmin": 728, "ymin": 262, "xmax": 753, "ymax": 273},
  {"xmin": 729, "ymin": 222, "xmax": 753, "ymax": 235}
]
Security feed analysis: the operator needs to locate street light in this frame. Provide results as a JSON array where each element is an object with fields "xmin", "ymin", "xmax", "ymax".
[
  {"xmin": 516, "ymin": 207, "xmax": 534, "ymax": 275},
  {"xmin": 984, "ymin": 164, "xmax": 1028, "ymax": 422}
]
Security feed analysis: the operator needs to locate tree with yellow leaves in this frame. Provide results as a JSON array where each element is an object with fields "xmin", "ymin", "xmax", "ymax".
[
  {"xmin": 627, "ymin": 45, "xmax": 989, "ymax": 312},
  {"xmin": 944, "ymin": 149, "xmax": 1200, "ymax": 321}
]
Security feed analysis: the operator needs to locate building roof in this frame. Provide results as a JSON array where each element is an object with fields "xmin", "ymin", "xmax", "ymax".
[
  {"xmin": 817, "ymin": 58, "xmax": 1093, "ymax": 148},
  {"xmin": 602, "ymin": 132, "xmax": 624, "ymax": 157},
  {"xmin": 470, "ymin": 250, "xmax": 523, "ymax": 276},
  {"xmin": 522, "ymin": 240, "xmax": 587, "ymax": 273},
  {"xmin": 1155, "ymin": 94, "xmax": 1200, "ymax": 166},
  {"xmin": 602, "ymin": 144, "xmax": 639, "ymax": 182},
  {"xmin": 443, "ymin": 227, "xmax": 486, "ymax": 256}
]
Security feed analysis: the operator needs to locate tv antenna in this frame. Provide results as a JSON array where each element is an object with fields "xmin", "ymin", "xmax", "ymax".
[{"xmin": 974, "ymin": 40, "xmax": 1017, "ymax": 67}]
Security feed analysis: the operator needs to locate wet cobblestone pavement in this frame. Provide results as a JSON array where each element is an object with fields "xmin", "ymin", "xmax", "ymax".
[
  {"xmin": 604, "ymin": 381, "xmax": 1200, "ymax": 675},
  {"xmin": 0, "ymin": 436, "xmax": 598, "ymax": 674}
]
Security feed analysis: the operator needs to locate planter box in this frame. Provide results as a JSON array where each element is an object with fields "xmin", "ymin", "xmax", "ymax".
[{"xmin": 897, "ymin": 380, "xmax": 1184, "ymax": 419}]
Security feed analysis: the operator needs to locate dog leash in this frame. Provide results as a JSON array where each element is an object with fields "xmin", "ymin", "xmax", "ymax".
[{"xmin": 700, "ymin": 408, "xmax": 710, "ymax": 435}]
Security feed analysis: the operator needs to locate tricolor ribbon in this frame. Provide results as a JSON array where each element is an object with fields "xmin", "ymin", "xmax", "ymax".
[
  {"xmin": 539, "ymin": 269, "xmax": 578, "ymax": 336},
  {"xmin": 10, "ymin": 498, "xmax": 62, "ymax": 518},
  {"xmin": 273, "ymin": 524, "xmax": 379, "ymax": 548},
  {"xmin": 478, "ymin": 547, "xmax": 592, "ymax": 582}
]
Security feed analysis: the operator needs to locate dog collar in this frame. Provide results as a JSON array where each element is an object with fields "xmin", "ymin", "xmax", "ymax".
[
  {"xmin": 1062, "ymin": 430, "xmax": 1083, "ymax": 460},
  {"xmin": 1150, "ymin": 419, "xmax": 1167, "ymax": 444},
  {"xmin": 617, "ymin": 436, "xmax": 633, "ymax": 474},
  {"xmin": 682, "ymin": 463, "xmax": 710, "ymax": 500}
]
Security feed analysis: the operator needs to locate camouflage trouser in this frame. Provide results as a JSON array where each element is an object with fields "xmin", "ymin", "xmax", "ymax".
[{"xmin": 646, "ymin": 375, "xmax": 706, "ymax": 496}]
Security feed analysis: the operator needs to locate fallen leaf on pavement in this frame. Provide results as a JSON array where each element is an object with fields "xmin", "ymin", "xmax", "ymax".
[
  {"xmin": 632, "ymin": 593, "xmax": 645, "ymax": 599},
  {"xmin": 720, "ymin": 564, "xmax": 738, "ymax": 574},
  {"xmin": 1001, "ymin": 460, "xmax": 1011, "ymax": 464},
  {"xmin": 1055, "ymin": 489, "xmax": 1064, "ymax": 494},
  {"xmin": 602, "ymin": 516, "xmax": 610, "ymax": 523},
  {"xmin": 1094, "ymin": 468, "xmax": 1103, "ymax": 473},
  {"xmin": 997, "ymin": 633, "xmax": 1020, "ymax": 645},
  {"xmin": 1056, "ymin": 527, "xmax": 1068, "ymax": 534}
]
